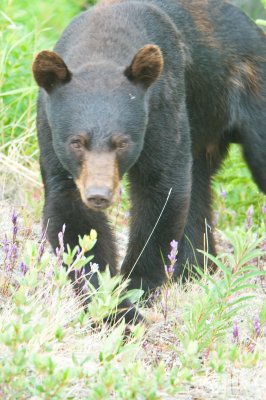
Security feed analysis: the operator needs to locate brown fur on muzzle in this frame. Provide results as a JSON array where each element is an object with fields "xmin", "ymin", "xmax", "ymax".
[{"xmin": 75, "ymin": 151, "xmax": 120, "ymax": 210}]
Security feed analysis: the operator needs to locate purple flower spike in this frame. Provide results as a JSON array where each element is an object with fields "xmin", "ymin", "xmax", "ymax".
[
  {"xmin": 168, "ymin": 265, "xmax": 175, "ymax": 275},
  {"xmin": 247, "ymin": 205, "xmax": 254, "ymax": 216},
  {"xmin": 262, "ymin": 204, "xmax": 266, "ymax": 215},
  {"xmin": 233, "ymin": 319, "xmax": 239, "ymax": 342},
  {"xmin": 168, "ymin": 240, "xmax": 178, "ymax": 262},
  {"xmin": 11, "ymin": 244, "xmax": 18, "ymax": 262},
  {"xmin": 2, "ymin": 234, "xmax": 19, "ymax": 273},
  {"xmin": 170, "ymin": 240, "xmax": 178, "ymax": 251},
  {"xmin": 11, "ymin": 209, "xmax": 18, "ymax": 225},
  {"xmin": 58, "ymin": 224, "xmax": 66, "ymax": 250},
  {"xmin": 246, "ymin": 205, "xmax": 254, "ymax": 228},
  {"xmin": 4, "ymin": 243, "xmax": 18, "ymax": 265},
  {"xmin": 165, "ymin": 239, "xmax": 178, "ymax": 279},
  {"xmin": 254, "ymin": 315, "xmax": 261, "ymax": 338},
  {"xmin": 11, "ymin": 209, "xmax": 18, "ymax": 239},
  {"xmin": 3, "ymin": 237, "xmax": 9, "ymax": 257},
  {"xmin": 19, "ymin": 261, "xmax": 28, "ymax": 275}
]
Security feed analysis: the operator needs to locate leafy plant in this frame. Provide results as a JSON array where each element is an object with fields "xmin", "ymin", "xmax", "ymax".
[{"xmin": 173, "ymin": 230, "xmax": 266, "ymax": 372}]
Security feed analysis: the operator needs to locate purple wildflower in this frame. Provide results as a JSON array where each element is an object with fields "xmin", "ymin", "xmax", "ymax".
[
  {"xmin": 11, "ymin": 209, "xmax": 18, "ymax": 240},
  {"xmin": 56, "ymin": 224, "xmax": 66, "ymax": 265},
  {"xmin": 4, "ymin": 243, "xmax": 18, "ymax": 271},
  {"xmin": 2, "ymin": 237, "xmax": 9, "ymax": 257},
  {"xmin": 168, "ymin": 240, "xmax": 178, "ymax": 262},
  {"xmin": 220, "ymin": 190, "xmax": 227, "ymax": 199},
  {"xmin": 165, "ymin": 239, "xmax": 178, "ymax": 279},
  {"xmin": 254, "ymin": 315, "xmax": 261, "ymax": 338},
  {"xmin": 245, "ymin": 205, "xmax": 254, "ymax": 228},
  {"xmin": 11, "ymin": 243, "xmax": 18, "ymax": 263},
  {"xmin": 262, "ymin": 239, "xmax": 266, "ymax": 252},
  {"xmin": 167, "ymin": 265, "xmax": 175, "ymax": 275},
  {"xmin": 58, "ymin": 224, "xmax": 66, "ymax": 250},
  {"xmin": 11, "ymin": 209, "xmax": 18, "ymax": 225},
  {"xmin": 233, "ymin": 319, "xmax": 240, "ymax": 342},
  {"xmin": 262, "ymin": 204, "xmax": 266, "ymax": 214},
  {"xmin": 19, "ymin": 261, "xmax": 28, "ymax": 275}
]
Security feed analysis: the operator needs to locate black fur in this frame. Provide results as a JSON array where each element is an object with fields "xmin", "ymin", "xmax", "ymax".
[{"xmin": 34, "ymin": 0, "xmax": 266, "ymax": 312}]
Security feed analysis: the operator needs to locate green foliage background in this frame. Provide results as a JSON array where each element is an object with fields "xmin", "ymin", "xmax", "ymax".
[{"xmin": 0, "ymin": 0, "xmax": 265, "ymax": 227}]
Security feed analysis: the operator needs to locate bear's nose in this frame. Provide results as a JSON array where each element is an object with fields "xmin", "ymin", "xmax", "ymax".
[{"xmin": 85, "ymin": 186, "xmax": 112, "ymax": 210}]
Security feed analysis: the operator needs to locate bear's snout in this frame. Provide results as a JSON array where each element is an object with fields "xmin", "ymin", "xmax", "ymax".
[
  {"xmin": 74, "ymin": 151, "xmax": 120, "ymax": 210},
  {"xmin": 85, "ymin": 186, "xmax": 112, "ymax": 210}
]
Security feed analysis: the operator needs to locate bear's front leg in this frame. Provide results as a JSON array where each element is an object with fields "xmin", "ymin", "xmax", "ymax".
[{"xmin": 121, "ymin": 151, "xmax": 192, "ymax": 293}]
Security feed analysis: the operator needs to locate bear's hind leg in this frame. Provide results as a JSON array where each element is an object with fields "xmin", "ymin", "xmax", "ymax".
[
  {"xmin": 240, "ymin": 113, "xmax": 266, "ymax": 194},
  {"xmin": 175, "ymin": 155, "xmax": 217, "ymax": 281}
]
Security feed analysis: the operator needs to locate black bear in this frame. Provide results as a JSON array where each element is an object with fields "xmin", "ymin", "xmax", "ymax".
[{"xmin": 32, "ymin": 0, "xmax": 266, "ymax": 317}]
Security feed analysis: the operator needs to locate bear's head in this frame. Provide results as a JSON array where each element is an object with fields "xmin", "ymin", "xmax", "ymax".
[{"xmin": 32, "ymin": 45, "xmax": 163, "ymax": 210}]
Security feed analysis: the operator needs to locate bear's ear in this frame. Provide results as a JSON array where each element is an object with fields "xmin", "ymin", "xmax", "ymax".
[
  {"xmin": 32, "ymin": 50, "xmax": 72, "ymax": 92},
  {"xmin": 124, "ymin": 44, "xmax": 164, "ymax": 88}
]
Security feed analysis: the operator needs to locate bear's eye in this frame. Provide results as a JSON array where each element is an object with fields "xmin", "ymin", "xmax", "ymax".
[
  {"xmin": 117, "ymin": 141, "xmax": 129, "ymax": 150},
  {"xmin": 112, "ymin": 135, "xmax": 130, "ymax": 152},
  {"xmin": 70, "ymin": 139, "xmax": 84, "ymax": 150}
]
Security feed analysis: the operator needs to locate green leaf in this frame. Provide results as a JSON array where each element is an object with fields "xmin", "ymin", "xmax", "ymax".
[
  {"xmin": 228, "ymin": 295, "xmax": 255, "ymax": 307},
  {"xmin": 197, "ymin": 250, "xmax": 230, "ymax": 276}
]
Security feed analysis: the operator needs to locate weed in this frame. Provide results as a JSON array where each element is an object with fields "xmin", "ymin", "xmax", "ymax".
[{"xmin": 172, "ymin": 231, "xmax": 266, "ymax": 374}]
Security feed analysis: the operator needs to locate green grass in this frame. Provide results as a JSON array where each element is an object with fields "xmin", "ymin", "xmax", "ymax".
[
  {"xmin": 213, "ymin": 145, "xmax": 266, "ymax": 230},
  {"xmin": 0, "ymin": 1, "xmax": 95, "ymax": 209},
  {"xmin": 0, "ymin": 1, "xmax": 265, "ymax": 398},
  {"xmin": 0, "ymin": 0, "xmax": 87, "ymax": 151}
]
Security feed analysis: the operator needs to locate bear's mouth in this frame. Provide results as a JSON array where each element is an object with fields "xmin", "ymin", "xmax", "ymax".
[{"xmin": 75, "ymin": 151, "xmax": 119, "ymax": 211}]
